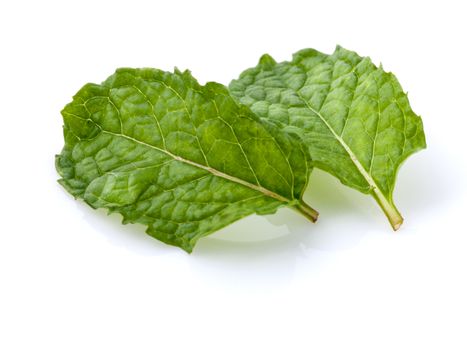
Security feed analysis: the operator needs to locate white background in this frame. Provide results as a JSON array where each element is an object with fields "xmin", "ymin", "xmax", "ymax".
[{"xmin": 1, "ymin": 0, "xmax": 466, "ymax": 349}]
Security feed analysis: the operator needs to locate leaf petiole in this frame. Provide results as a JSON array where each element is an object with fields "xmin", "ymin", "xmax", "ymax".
[
  {"xmin": 371, "ymin": 189, "xmax": 403, "ymax": 231},
  {"xmin": 293, "ymin": 200, "xmax": 319, "ymax": 222}
]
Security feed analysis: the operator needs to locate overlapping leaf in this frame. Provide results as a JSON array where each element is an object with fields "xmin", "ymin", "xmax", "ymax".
[
  {"xmin": 56, "ymin": 68, "xmax": 316, "ymax": 252},
  {"xmin": 230, "ymin": 46, "xmax": 426, "ymax": 229}
]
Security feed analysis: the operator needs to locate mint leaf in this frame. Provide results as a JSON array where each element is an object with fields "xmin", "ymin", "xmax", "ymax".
[
  {"xmin": 229, "ymin": 46, "xmax": 426, "ymax": 230},
  {"xmin": 56, "ymin": 68, "xmax": 317, "ymax": 252}
]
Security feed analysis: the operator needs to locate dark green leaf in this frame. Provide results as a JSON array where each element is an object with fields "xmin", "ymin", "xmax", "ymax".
[{"xmin": 56, "ymin": 68, "xmax": 317, "ymax": 252}]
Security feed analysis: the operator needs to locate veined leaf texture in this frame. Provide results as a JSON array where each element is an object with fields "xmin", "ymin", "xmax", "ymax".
[
  {"xmin": 56, "ymin": 68, "xmax": 316, "ymax": 252},
  {"xmin": 57, "ymin": 46, "xmax": 426, "ymax": 251},
  {"xmin": 230, "ymin": 46, "xmax": 426, "ymax": 229}
]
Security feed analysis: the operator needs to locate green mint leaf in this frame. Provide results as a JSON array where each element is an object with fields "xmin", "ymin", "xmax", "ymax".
[
  {"xmin": 229, "ymin": 46, "xmax": 426, "ymax": 230},
  {"xmin": 56, "ymin": 68, "xmax": 317, "ymax": 252}
]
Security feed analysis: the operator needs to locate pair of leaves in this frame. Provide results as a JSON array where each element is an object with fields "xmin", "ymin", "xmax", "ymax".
[{"xmin": 56, "ymin": 46, "xmax": 426, "ymax": 252}]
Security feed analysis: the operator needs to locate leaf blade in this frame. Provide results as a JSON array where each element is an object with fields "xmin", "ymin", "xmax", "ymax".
[
  {"xmin": 57, "ymin": 68, "xmax": 316, "ymax": 252},
  {"xmin": 230, "ymin": 46, "xmax": 426, "ymax": 229}
]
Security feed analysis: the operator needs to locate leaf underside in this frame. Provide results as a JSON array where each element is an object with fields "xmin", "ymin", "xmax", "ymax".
[
  {"xmin": 56, "ymin": 68, "xmax": 315, "ymax": 252},
  {"xmin": 229, "ymin": 46, "xmax": 426, "ymax": 229}
]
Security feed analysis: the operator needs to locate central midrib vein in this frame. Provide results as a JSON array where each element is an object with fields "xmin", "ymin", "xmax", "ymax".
[
  {"xmin": 298, "ymin": 92, "xmax": 380, "ymax": 191},
  {"xmin": 101, "ymin": 130, "xmax": 292, "ymax": 204},
  {"xmin": 293, "ymin": 87, "xmax": 402, "ymax": 229}
]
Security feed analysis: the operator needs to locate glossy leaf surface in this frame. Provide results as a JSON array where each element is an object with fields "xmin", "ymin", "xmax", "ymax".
[{"xmin": 56, "ymin": 68, "xmax": 316, "ymax": 252}]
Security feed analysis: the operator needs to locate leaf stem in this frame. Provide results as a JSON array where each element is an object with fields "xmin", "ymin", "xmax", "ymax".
[
  {"xmin": 293, "ymin": 200, "xmax": 319, "ymax": 222},
  {"xmin": 371, "ymin": 188, "xmax": 403, "ymax": 230}
]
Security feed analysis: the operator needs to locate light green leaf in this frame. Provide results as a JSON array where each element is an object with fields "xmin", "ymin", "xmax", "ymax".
[
  {"xmin": 229, "ymin": 46, "xmax": 426, "ymax": 229},
  {"xmin": 56, "ymin": 68, "xmax": 317, "ymax": 252}
]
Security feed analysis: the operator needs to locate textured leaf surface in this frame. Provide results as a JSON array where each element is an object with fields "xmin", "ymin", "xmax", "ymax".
[
  {"xmin": 229, "ymin": 46, "xmax": 426, "ymax": 229},
  {"xmin": 56, "ymin": 68, "xmax": 316, "ymax": 252}
]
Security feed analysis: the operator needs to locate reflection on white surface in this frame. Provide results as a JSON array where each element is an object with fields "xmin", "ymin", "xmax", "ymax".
[
  {"xmin": 76, "ymin": 139, "xmax": 456, "ymax": 257},
  {"xmin": 73, "ymin": 141, "xmax": 459, "ymax": 290}
]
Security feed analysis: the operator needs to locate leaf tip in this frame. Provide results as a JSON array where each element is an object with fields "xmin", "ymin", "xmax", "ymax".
[
  {"xmin": 174, "ymin": 66, "xmax": 193, "ymax": 78},
  {"xmin": 182, "ymin": 246, "xmax": 194, "ymax": 254},
  {"xmin": 259, "ymin": 54, "xmax": 276, "ymax": 69},
  {"xmin": 174, "ymin": 66, "xmax": 192, "ymax": 75}
]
